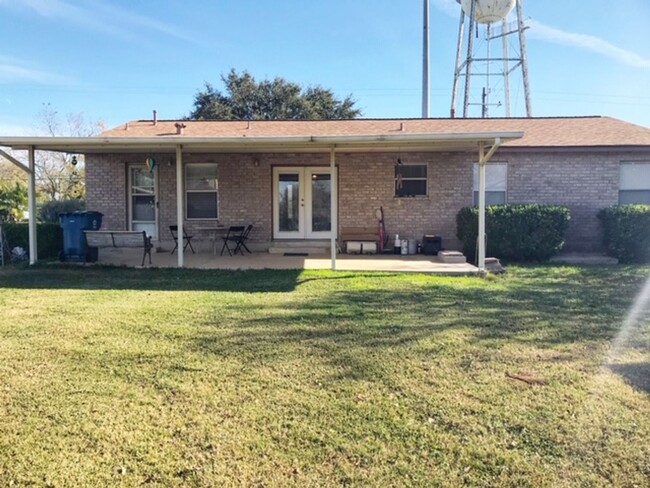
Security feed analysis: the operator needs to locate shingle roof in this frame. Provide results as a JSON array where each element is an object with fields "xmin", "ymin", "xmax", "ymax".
[{"xmin": 99, "ymin": 116, "xmax": 650, "ymax": 148}]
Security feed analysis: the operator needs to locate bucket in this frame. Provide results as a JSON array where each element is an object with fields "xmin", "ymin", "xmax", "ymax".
[
  {"xmin": 401, "ymin": 239, "xmax": 408, "ymax": 255},
  {"xmin": 408, "ymin": 239, "xmax": 417, "ymax": 255}
]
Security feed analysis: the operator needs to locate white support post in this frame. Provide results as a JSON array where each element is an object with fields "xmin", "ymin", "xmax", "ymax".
[
  {"xmin": 330, "ymin": 148, "xmax": 337, "ymax": 271},
  {"xmin": 477, "ymin": 143, "xmax": 486, "ymax": 273},
  {"xmin": 28, "ymin": 146, "xmax": 37, "ymax": 265},
  {"xmin": 176, "ymin": 145, "xmax": 184, "ymax": 268},
  {"xmin": 477, "ymin": 137, "xmax": 502, "ymax": 274}
]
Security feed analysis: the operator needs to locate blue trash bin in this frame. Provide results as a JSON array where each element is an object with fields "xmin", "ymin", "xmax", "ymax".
[{"xmin": 59, "ymin": 211, "xmax": 103, "ymax": 262}]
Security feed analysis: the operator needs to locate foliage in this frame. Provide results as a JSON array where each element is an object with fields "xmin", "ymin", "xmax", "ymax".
[
  {"xmin": 598, "ymin": 204, "xmax": 650, "ymax": 263},
  {"xmin": 189, "ymin": 69, "xmax": 361, "ymax": 120},
  {"xmin": 38, "ymin": 198, "xmax": 85, "ymax": 223},
  {"xmin": 2, "ymin": 222, "xmax": 63, "ymax": 260},
  {"xmin": 457, "ymin": 204, "xmax": 570, "ymax": 262},
  {"xmin": 0, "ymin": 181, "xmax": 28, "ymax": 222},
  {"xmin": 0, "ymin": 266, "xmax": 649, "ymax": 486},
  {"xmin": 33, "ymin": 104, "xmax": 103, "ymax": 201}
]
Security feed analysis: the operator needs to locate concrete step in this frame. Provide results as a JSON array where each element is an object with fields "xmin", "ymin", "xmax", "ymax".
[{"xmin": 268, "ymin": 240, "xmax": 331, "ymax": 255}]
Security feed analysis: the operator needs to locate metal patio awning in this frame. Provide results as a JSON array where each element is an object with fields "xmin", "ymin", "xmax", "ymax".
[{"xmin": 0, "ymin": 129, "xmax": 523, "ymax": 273}]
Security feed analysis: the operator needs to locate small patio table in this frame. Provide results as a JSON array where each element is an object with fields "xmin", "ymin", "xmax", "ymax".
[{"xmin": 196, "ymin": 225, "xmax": 227, "ymax": 255}]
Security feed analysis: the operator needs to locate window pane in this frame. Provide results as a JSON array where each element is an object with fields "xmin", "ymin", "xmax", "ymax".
[
  {"xmin": 311, "ymin": 174, "xmax": 331, "ymax": 232},
  {"xmin": 187, "ymin": 164, "xmax": 218, "ymax": 191},
  {"xmin": 396, "ymin": 179, "xmax": 427, "ymax": 197},
  {"xmin": 619, "ymin": 190, "xmax": 650, "ymax": 205},
  {"xmin": 620, "ymin": 163, "xmax": 650, "ymax": 190},
  {"xmin": 279, "ymin": 175, "xmax": 300, "ymax": 232},
  {"xmin": 132, "ymin": 195, "xmax": 155, "ymax": 221},
  {"xmin": 474, "ymin": 191, "xmax": 507, "ymax": 206},
  {"xmin": 395, "ymin": 164, "xmax": 427, "ymax": 178},
  {"xmin": 473, "ymin": 163, "xmax": 507, "ymax": 191},
  {"xmin": 132, "ymin": 168, "xmax": 154, "ymax": 189},
  {"xmin": 187, "ymin": 192, "xmax": 218, "ymax": 219}
]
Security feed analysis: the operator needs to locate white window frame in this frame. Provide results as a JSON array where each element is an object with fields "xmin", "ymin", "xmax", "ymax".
[
  {"xmin": 394, "ymin": 162, "xmax": 428, "ymax": 198},
  {"xmin": 473, "ymin": 162, "xmax": 507, "ymax": 206},
  {"xmin": 619, "ymin": 162, "xmax": 650, "ymax": 204},
  {"xmin": 185, "ymin": 163, "xmax": 219, "ymax": 220}
]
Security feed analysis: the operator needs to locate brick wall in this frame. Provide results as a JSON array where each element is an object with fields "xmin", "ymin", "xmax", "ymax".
[{"xmin": 85, "ymin": 149, "xmax": 650, "ymax": 254}]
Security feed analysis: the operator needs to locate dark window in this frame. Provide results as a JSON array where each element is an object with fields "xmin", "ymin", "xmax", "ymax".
[
  {"xmin": 395, "ymin": 164, "xmax": 428, "ymax": 197},
  {"xmin": 186, "ymin": 164, "xmax": 218, "ymax": 219}
]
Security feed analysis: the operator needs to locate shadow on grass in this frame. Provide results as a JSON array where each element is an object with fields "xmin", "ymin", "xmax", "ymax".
[
  {"xmin": 0, "ymin": 264, "xmax": 353, "ymax": 293},
  {"xmin": 188, "ymin": 269, "xmax": 647, "ymax": 385},
  {"xmin": 608, "ymin": 363, "xmax": 650, "ymax": 395}
]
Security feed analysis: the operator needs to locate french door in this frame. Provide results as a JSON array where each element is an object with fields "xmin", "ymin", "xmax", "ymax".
[
  {"xmin": 273, "ymin": 166, "xmax": 336, "ymax": 239},
  {"xmin": 128, "ymin": 165, "xmax": 159, "ymax": 240}
]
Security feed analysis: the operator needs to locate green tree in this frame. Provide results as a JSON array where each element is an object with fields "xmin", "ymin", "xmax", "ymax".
[
  {"xmin": 189, "ymin": 69, "xmax": 361, "ymax": 120},
  {"xmin": 0, "ymin": 181, "xmax": 28, "ymax": 222}
]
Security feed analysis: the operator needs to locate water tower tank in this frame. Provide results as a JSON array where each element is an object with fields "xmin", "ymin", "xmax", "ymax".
[{"xmin": 460, "ymin": 0, "xmax": 515, "ymax": 24}]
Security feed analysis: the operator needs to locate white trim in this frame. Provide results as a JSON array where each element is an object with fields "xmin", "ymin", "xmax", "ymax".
[
  {"xmin": 272, "ymin": 166, "xmax": 336, "ymax": 240},
  {"xmin": 0, "ymin": 131, "xmax": 525, "ymax": 153}
]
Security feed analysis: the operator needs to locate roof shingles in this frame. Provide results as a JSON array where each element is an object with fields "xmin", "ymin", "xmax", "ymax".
[{"xmin": 99, "ymin": 116, "xmax": 650, "ymax": 148}]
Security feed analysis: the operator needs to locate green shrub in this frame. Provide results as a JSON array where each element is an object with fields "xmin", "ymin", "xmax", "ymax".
[
  {"xmin": 457, "ymin": 204, "xmax": 570, "ymax": 262},
  {"xmin": 598, "ymin": 204, "xmax": 650, "ymax": 263},
  {"xmin": 39, "ymin": 199, "xmax": 85, "ymax": 223},
  {"xmin": 2, "ymin": 223, "xmax": 63, "ymax": 260}
]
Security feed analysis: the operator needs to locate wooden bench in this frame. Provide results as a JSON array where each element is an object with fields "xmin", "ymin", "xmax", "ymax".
[
  {"xmin": 84, "ymin": 230, "xmax": 153, "ymax": 266},
  {"xmin": 339, "ymin": 226, "xmax": 379, "ymax": 254}
]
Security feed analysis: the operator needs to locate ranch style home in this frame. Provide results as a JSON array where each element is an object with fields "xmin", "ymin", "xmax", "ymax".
[{"xmin": 2, "ymin": 115, "xmax": 650, "ymax": 271}]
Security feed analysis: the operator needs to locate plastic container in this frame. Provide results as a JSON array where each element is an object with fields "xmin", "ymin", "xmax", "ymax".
[
  {"xmin": 59, "ymin": 211, "xmax": 103, "ymax": 262},
  {"xmin": 408, "ymin": 239, "xmax": 417, "ymax": 255},
  {"xmin": 401, "ymin": 239, "xmax": 408, "ymax": 255}
]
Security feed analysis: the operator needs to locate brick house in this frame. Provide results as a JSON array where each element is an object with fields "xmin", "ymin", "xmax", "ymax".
[{"xmin": 2, "ymin": 115, "xmax": 650, "ymax": 270}]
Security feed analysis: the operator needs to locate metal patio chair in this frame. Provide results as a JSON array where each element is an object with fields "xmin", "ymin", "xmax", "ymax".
[
  {"xmin": 220, "ymin": 225, "xmax": 246, "ymax": 256},
  {"xmin": 170, "ymin": 225, "xmax": 195, "ymax": 254},
  {"xmin": 234, "ymin": 224, "xmax": 253, "ymax": 255}
]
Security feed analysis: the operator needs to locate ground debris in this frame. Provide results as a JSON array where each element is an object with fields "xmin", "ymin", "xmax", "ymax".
[{"xmin": 505, "ymin": 371, "xmax": 547, "ymax": 386}]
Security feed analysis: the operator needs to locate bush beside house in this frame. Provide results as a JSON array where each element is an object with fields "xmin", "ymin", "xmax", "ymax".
[
  {"xmin": 457, "ymin": 204, "xmax": 570, "ymax": 262},
  {"xmin": 2, "ymin": 223, "xmax": 62, "ymax": 260},
  {"xmin": 598, "ymin": 205, "xmax": 650, "ymax": 263}
]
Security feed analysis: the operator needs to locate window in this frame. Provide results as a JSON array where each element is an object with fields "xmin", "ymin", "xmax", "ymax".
[
  {"xmin": 473, "ymin": 162, "xmax": 507, "ymax": 205},
  {"xmin": 619, "ymin": 162, "xmax": 650, "ymax": 204},
  {"xmin": 395, "ymin": 163, "xmax": 428, "ymax": 197},
  {"xmin": 186, "ymin": 164, "xmax": 218, "ymax": 219}
]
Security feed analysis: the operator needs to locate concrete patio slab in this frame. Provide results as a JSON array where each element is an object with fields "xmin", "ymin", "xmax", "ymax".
[{"xmin": 90, "ymin": 248, "xmax": 479, "ymax": 275}]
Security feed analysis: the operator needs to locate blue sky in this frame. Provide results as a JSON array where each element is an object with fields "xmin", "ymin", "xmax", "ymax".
[{"xmin": 1, "ymin": 0, "xmax": 649, "ymax": 134}]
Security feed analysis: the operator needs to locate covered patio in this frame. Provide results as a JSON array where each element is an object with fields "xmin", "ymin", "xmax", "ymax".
[{"xmin": 0, "ymin": 125, "xmax": 523, "ymax": 273}]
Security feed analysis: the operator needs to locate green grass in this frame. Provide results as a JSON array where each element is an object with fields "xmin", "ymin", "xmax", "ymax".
[{"xmin": 0, "ymin": 264, "xmax": 649, "ymax": 487}]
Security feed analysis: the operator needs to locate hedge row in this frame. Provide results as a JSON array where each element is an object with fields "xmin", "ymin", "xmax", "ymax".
[
  {"xmin": 2, "ymin": 223, "xmax": 62, "ymax": 260},
  {"xmin": 456, "ymin": 204, "xmax": 570, "ymax": 262},
  {"xmin": 598, "ymin": 204, "xmax": 650, "ymax": 263}
]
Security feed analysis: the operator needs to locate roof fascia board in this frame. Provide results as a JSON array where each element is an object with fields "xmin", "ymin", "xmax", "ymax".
[{"xmin": 0, "ymin": 131, "xmax": 524, "ymax": 153}]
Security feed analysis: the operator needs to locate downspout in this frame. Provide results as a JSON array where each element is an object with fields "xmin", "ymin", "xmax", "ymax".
[
  {"xmin": 477, "ymin": 137, "xmax": 501, "ymax": 273},
  {"xmin": 330, "ymin": 147, "xmax": 337, "ymax": 271},
  {"xmin": 28, "ymin": 146, "xmax": 37, "ymax": 265},
  {"xmin": 176, "ymin": 145, "xmax": 184, "ymax": 268}
]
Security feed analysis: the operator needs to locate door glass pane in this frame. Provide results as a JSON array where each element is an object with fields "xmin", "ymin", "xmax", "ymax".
[
  {"xmin": 132, "ymin": 169, "xmax": 154, "ymax": 192},
  {"xmin": 279, "ymin": 174, "xmax": 299, "ymax": 232},
  {"xmin": 311, "ymin": 173, "xmax": 331, "ymax": 232},
  {"xmin": 132, "ymin": 195, "xmax": 155, "ymax": 221}
]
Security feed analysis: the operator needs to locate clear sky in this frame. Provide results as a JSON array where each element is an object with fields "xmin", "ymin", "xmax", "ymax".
[{"xmin": 1, "ymin": 0, "xmax": 649, "ymax": 135}]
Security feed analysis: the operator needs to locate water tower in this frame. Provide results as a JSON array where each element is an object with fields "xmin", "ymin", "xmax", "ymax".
[{"xmin": 450, "ymin": 0, "xmax": 532, "ymax": 118}]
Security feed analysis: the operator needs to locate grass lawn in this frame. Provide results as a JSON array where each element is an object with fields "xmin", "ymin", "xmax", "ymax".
[{"xmin": 0, "ymin": 264, "xmax": 649, "ymax": 487}]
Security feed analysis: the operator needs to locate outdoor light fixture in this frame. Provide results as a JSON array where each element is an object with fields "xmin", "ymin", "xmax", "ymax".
[{"xmin": 71, "ymin": 155, "xmax": 78, "ymax": 166}]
